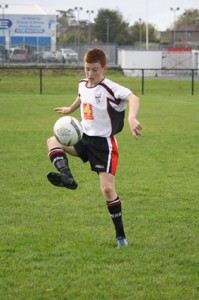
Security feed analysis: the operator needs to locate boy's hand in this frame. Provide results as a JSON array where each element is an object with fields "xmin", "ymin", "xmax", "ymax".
[
  {"xmin": 54, "ymin": 107, "xmax": 71, "ymax": 114},
  {"xmin": 128, "ymin": 117, "xmax": 142, "ymax": 139}
]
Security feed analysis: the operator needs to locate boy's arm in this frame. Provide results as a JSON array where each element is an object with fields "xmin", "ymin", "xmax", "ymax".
[
  {"xmin": 126, "ymin": 93, "xmax": 142, "ymax": 139},
  {"xmin": 54, "ymin": 96, "xmax": 81, "ymax": 114}
]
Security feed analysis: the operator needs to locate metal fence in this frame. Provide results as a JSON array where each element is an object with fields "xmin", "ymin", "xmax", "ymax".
[
  {"xmin": 0, "ymin": 66, "xmax": 198, "ymax": 95},
  {"xmin": 122, "ymin": 68, "xmax": 199, "ymax": 95}
]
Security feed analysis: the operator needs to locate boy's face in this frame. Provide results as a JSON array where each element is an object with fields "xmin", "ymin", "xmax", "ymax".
[{"xmin": 84, "ymin": 62, "xmax": 106, "ymax": 86}]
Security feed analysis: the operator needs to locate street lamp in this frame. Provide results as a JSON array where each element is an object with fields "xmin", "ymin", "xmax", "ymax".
[
  {"xmin": 170, "ymin": 7, "xmax": 180, "ymax": 47},
  {"xmin": 0, "ymin": 3, "xmax": 8, "ymax": 12},
  {"xmin": 74, "ymin": 7, "xmax": 83, "ymax": 50},
  {"xmin": 139, "ymin": 18, "xmax": 142, "ymax": 49},
  {"xmin": 0, "ymin": 3, "xmax": 8, "ymax": 17},
  {"xmin": 145, "ymin": 0, "xmax": 149, "ymax": 50},
  {"xmin": 183, "ymin": 12, "xmax": 190, "ymax": 46},
  {"xmin": 86, "ymin": 10, "xmax": 94, "ymax": 45},
  {"xmin": 106, "ymin": 19, "xmax": 109, "ymax": 45},
  {"xmin": 0, "ymin": 4, "xmax": 9, "ymax": 49}
]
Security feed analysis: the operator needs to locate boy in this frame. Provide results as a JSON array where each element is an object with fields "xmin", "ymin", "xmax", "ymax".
[{"xmin": 47, "ymin": 48, "xmax": 142, "ymax": 247}]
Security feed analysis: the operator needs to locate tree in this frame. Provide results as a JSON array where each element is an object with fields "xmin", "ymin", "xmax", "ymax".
[
  {"xmin": 93, "ymin": 9, "xmax": 131, "ymax": 44},
  {"xmin": 176, "ymin": 8, "xmax": 199, "ymax": 26},
  {"xmin": 130, "ymin": 21, "xmax": 159, "ymax": 44},
  {"xmin": 56, "ymin": 9, "xmax": 75, "ymax": 19},
  {"xmin": 56, "ymin": 7, "xmax": 160, "ymax": 47},
  {"xmin": 56, "ymin": 9, "xmax": 75, "ymax": 46},
  {"xmin": 56, "ymin": 9, "xmax": 92, "ymax": 46}
]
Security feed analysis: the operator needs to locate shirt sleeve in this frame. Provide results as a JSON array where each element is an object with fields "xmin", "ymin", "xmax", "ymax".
[{"xmin": 111, "ymin": 81, "xmax": 132, "ymax": 100}]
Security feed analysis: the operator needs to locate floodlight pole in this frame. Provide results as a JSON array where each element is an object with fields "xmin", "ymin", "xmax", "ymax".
[
  {"xmin": 0, "ymin": 4, "xmax": 9, "ymax": 49},
  {"xmin": 145, "ymin": 0, "xmax": 149, "ymax": 50},
  {"xmin": 183, "ymin": 11, "xmax": 190, "ymax": 46},
  {"xmin": 139, "ymin": 18, "xmax": 142, "ymax": 49},
  {"xmin": 106, "ymin": 18, "xmax": 109, "ymax": 45},
  {"xmin": 74, "ymin": 7, "xmax": 83, "ymax": 49},
  {"xmin": 86, "ymin": 10, "xmax": 94, "ymax": 45},
  {"xmin": 170, "ymin": 7, "xmax": 180, "ymax": 47}
]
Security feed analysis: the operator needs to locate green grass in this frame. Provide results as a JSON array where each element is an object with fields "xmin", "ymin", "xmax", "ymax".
[{"xmin": 0, "ymin": 76, "xmax": 199, "ymax": 299}]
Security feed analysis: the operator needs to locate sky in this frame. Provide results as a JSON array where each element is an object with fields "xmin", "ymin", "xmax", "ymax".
[{"xmin": 7, "ymin": 0, "xmax": 199, "ymax": 30}]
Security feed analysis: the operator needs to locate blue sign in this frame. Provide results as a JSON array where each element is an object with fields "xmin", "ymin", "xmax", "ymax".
[
  {"xmin": 15, "ymin": 28, "xmax": 45, "ymax": 34},
  {"xmin": 0, "ymin": 19, "xmax": 12, "ymax": 29}
]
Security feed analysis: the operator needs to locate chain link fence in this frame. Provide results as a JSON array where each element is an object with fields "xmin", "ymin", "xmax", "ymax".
[{"xmin": 0, "ymin": 43, "xmax": 118, "ymax": 65}]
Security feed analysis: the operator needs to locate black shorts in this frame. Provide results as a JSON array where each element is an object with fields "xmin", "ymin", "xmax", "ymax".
[{"xmin": 74, "ymin": 133, "xmax": 119, "ymax": 175}]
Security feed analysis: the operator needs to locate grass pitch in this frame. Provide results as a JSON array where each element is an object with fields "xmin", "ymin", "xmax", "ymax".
[{"xmin": 0, "ymin": 76, "xmax": 199, "ymax": 299}]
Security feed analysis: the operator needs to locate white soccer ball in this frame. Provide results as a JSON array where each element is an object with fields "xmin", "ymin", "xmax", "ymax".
[{"xmin": 53, "ymin": 116, "xmax": 83, "ymax": 146}]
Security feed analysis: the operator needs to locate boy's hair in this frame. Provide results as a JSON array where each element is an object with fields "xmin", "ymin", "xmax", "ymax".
[{"xmin": 84, "ymin": 48, "xmax": 107, "ymax": 67}]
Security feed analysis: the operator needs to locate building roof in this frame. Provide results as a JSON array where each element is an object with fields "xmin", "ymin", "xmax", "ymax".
[{"xmin": 1, "ymin": 4, "xmax": 49, "ymax": 15}]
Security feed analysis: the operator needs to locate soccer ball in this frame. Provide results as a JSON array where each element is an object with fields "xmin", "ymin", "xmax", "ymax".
[{"xmin": 53, "ymin": 116, "xmax": 83, "ymax": 146}]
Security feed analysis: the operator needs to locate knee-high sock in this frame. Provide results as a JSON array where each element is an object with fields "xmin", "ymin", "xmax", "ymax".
[
  {"xmin": 48, "ymin": 147, "xmax": 69, "ymax": 173},
  {"xmin": 106, "ymin": 197, "xmax": 126, "ymax": 238}
]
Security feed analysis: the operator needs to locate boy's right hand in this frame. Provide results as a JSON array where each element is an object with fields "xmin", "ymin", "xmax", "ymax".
[{"xmin": 54, "ymin": 107, "xmax": 71, "ymax": 114}]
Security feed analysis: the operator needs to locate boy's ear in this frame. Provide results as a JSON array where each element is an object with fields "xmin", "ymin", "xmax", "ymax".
[{"xmin": 103, "ymin": 65, "xmax": 108, "ymax": 72}]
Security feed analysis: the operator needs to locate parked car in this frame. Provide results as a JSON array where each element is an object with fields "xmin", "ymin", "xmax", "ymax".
[
  {"xmin": 59, "ymin": 48, "xmax": 78, "ymax": 64},
  {"xmin": 0, "ymin": 47, "xmax": 8, "ymax": 62},
  {"xmin": 9, "ymin": 48, "xmax": 28, "ymax": 62},
  {"xmin": 41, "ymin": 50, "xmax": 63, "ymax": 63},
  {"xmin": 54, "ymin": 50, "xmax": 63, "ymax": 63},
  {"xmin": 0, "ymin": 52, "xmax": 3, "ymax": 63},
  {"xmin": 31, "ymin": 50, "xmax": 43, "ymax": 62}
]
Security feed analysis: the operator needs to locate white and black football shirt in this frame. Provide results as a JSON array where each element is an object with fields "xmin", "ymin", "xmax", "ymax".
[{"xmin": 78, "ymin": 77, "xmax": 132, "ymax": 137}]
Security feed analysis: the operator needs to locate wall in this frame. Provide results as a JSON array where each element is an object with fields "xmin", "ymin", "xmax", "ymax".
[
  {"xmin": 118, "ymin": 49, "xmax": 199, "ymax": 76},
  {"xmin": 118, "ymin": 50, "xmax": 162, "ymax": 76}
]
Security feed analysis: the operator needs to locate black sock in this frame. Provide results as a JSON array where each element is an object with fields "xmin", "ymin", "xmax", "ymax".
[
  {"xmin": 48, "ymin": 147, "xmax": 69, "ymax": 173},
  {"xmin": 106, "ymin": 197, "xmax": 126, "ymax": 238}
]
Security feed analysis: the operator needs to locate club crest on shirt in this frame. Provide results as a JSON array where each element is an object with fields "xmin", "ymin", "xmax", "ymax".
[{"xmin": 95, "ymin": 94, "xmax": 101, "ymax": 103}]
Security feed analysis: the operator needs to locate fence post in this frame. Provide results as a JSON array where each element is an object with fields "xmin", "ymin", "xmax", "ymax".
[
  {"xmin": 141, "ymin": 69, "xmax": 144, "ymax": 95},
  {"xmin": 191, "ymin": 69, "xmax": 194, "ymax": 96},
  {"xmin": 39, "ymin": 68, "xmax": 42, "ymax": 94}
]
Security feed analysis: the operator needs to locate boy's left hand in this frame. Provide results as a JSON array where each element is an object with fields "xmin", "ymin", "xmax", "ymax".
[{"xmin": 129, "ymin": 118, "xmax": 142, "ymax": 139}]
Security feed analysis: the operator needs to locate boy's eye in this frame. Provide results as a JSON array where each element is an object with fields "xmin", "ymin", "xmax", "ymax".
[{"xmin": 86, "ymin": 68, "xmax": 98, "ymax": 72}]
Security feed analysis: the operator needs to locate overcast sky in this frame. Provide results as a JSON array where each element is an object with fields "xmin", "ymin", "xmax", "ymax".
[{"xmin": 8, "ymin": 0, "xmax": 199, "ymax": 30}]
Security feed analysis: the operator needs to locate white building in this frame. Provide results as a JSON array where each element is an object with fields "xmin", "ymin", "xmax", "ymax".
[{"xmin": 0, "ymin": 4, "xmax": 56, "ymax": 50}]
